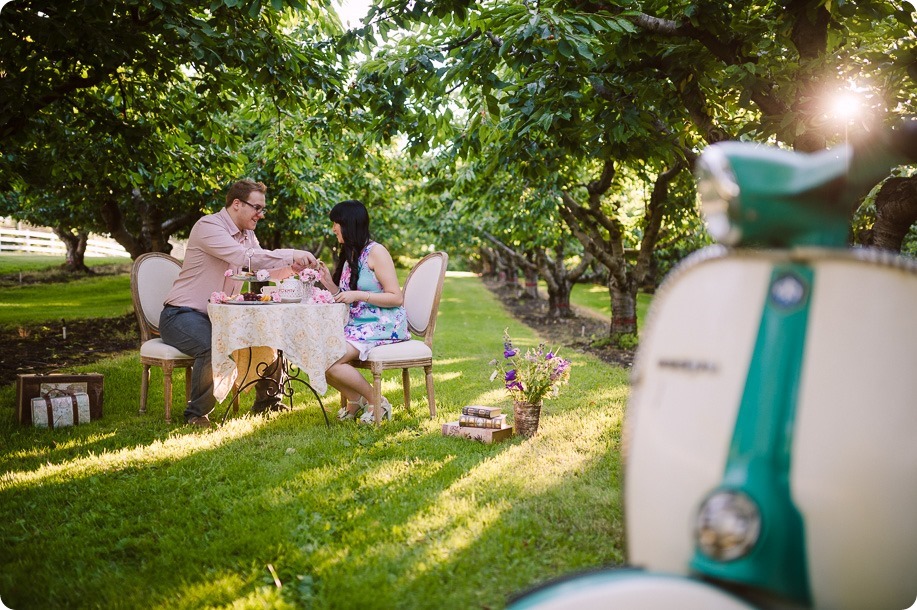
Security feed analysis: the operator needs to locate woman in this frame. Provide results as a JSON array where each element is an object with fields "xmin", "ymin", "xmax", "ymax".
[{"xmin": 318, "ymin": 200, "xmax": 410, "ymax": 422}]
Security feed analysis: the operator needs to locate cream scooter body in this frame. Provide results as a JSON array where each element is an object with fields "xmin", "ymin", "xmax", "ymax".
[{"xmin": 626, "ymin": 247, "xmax": 917, "ymax": 609}]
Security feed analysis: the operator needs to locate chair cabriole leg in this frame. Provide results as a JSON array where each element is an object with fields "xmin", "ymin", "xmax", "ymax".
[
  {"xmin": 424, "ymin": 365, "xmax": 435, "ymax": 417},
  {"xmin": 402, "ymin": 368, "xmax": 412, "ymax": 414},
  {"xmin": 373, "ymin": 372, "xmax": 383, "ymax": 425},
  {"xmin": 163, "ymin": 366, "xmax": 174, "ymax": 424},
  {"xmin": 140, "ymin": 363, "xmax": 150, "ymax": 415},
  {"xmin": 185, "ymin": 366, "xmax": 193, "ymax": 412}
]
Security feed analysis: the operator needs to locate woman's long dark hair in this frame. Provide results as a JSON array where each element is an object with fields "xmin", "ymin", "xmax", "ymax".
[{"xmin": 329, "ymin": 199, "xmax": 371, "ymax": 290}]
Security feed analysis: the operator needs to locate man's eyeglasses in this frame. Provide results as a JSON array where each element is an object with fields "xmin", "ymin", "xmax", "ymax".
[{"xmin": 238, "ymin": 198, "xmax": 268, "ymax": 215}]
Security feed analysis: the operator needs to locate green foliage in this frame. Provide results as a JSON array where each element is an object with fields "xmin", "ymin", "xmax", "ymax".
[
  {"xmin": 4, "ymin": 0, "xmax": 916, "ymax": 268},
  {"xmin": 0, "ymin": 0, "xmax": 347, "ymax": 253},
  {"xmin": 614, "ymin": 333, "xmax": 639, "ymax": 350},
  {"xmin": 0, "ymin": 274, "xmax": 628, "ymax": 608},
  {"xmin": 351, "ymin": 0, "xmax": 916, "ymax": 262}
]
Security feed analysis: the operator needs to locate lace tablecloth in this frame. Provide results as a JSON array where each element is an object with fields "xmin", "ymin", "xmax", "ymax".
[{"xmin": 208, "ymin": 302, "xmax": 349, "ymax": 402}]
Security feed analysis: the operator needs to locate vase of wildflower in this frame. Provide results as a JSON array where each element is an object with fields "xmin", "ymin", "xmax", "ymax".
[{"xmin": 490, "ymin": 329, "xmax": 572, "ymax": 438}]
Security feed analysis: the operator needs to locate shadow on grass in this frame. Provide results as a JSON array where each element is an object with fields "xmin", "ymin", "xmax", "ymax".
[{"xmin": 0, "ymin": 377, "xmax": 625, "ymax": 609}]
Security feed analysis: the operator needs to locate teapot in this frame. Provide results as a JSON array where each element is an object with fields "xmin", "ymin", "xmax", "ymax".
[{"xmin": 278, "ymin": 277, "xmax": 304, "ymax": 303}]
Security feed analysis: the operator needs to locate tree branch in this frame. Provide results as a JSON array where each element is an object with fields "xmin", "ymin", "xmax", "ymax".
[{"xmin": 628, "ymin": 12, "xmax": 788, "ymax": 119}]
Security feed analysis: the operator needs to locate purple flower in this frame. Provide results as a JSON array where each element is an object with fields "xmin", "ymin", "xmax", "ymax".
[
  {"xmin": 551, "ymin": 358, "xmax": 571, "ymax": 380},
  {"xmin": 504, "ymin": 348, "xmax": 518, "ymax": 358},
  {"xmin": 506, "ymin": 380, "xmax": 524, "ymax": 392},
  {"xmin": 505, "ymin": 369, "xmax": 517, "ymax": 382},
  {"xmin": 546, "ymin": 352, "xmax": 554, "ymax": 360}
]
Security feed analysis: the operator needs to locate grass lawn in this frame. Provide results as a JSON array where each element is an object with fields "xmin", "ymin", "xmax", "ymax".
[
  {"xmin": 0, "ymin": 253, "xmax": 133, "ymax": 325},
  {"xmin": 0, "ymin": 253, "xmax": 131, "ymax": 275},
  {"xmin": 0, "ymin": 274, "xmax": 133, "ymax": 325},
  {"xmin": 0, "ymin": 269, "xmax": 628, "ymax": 609}
]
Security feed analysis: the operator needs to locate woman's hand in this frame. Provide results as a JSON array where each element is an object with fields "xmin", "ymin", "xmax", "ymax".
[
  {"xmin": 317, "ymin": 261, "xmax": 336, "ymax": 289},
  {"xmin": 334, "ymin": 290, "xmax": 360, "ymax": 305}
]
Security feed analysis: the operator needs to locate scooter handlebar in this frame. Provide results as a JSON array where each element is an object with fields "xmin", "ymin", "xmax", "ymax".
[{"xmin": 698, "ymin": 119, "xmax": 916, "ymax": 248}]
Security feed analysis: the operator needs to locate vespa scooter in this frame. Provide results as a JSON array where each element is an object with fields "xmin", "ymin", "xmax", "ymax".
[{"xmin": 508, "ymin": 122, "xmax": 917, "ymax": 610}]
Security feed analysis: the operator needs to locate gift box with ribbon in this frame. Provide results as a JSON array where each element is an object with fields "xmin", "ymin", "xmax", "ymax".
[{"xmin": 31, "ymin": 391, "xmax": 91, "ymax": 428}]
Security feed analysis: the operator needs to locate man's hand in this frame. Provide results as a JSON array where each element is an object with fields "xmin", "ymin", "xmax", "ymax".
[{"xmin": 292, "ymin": 251, "xmax": 318, "ymax": 271}]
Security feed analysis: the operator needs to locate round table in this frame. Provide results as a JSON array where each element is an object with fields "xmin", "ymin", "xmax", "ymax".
[{"xmin": 207, "ymin": 301, "xmax": 349, "ymax": 417}]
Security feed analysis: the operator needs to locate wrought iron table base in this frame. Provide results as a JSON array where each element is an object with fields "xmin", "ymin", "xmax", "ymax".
[{"xmin": 220, "ymin": 348, "xmax": 330, "ymax": 426}]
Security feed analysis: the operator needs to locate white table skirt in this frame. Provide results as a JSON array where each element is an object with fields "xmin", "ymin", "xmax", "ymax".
[{"xmin": 208, "ymin": 302, "xmax": 349, "ymax": 402}]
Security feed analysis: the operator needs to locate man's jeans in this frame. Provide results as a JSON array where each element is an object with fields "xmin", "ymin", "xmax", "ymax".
[{"xmin": 159, "ymin": 305, "xmax": 215, "ymax": 421}]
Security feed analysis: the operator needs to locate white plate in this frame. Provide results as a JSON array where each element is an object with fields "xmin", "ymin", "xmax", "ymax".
[
  {"xmin": 229, "ymin": 274, "xmax": 262, "ymax": 282},
  {"xmin": 280, "ymin": 298, "xmax": 301, "ymax": 303},
  {"xmin": 221, "ymin": 300, "xmax": 278, "ymax": 305}
]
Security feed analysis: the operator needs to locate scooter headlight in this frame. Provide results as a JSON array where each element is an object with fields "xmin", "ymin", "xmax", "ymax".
[
  {"xmin": 695, "ymin": 490, "xmax": 761, "ymax": 561},
  {"xmin": 696, "ymin": 145, "xmax": 742, "ymax": 245}
]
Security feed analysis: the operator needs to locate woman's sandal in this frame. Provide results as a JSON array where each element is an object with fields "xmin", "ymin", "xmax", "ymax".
[
  {"xmin": 338, "ymin": 396, "xmax": 368, "ymax": 421},
  {"xmin": 359, "ymin": 396, "xmax": 392, "ymax": 424}
]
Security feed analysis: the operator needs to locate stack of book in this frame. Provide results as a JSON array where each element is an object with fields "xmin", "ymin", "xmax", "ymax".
[{"xmin": 442, "ymin": 405, "xmax": 514, "ymax": 443}]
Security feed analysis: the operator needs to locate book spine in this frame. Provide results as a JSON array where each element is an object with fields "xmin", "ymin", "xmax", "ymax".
[
  {"xmin": 461, "ymin": 407, "xmax": 501, "ymax": 418},
  {"xmin": 459, "ymin": 414, "xmax": 507, "ymax": 429}
]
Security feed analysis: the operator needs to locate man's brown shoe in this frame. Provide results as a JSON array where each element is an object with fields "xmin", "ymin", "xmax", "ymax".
[{"xmin": 186, "ymin": 415, "xmax": 213, "ymax": 429}]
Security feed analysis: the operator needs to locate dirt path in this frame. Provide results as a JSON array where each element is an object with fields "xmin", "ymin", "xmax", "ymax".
[{"xmin": 486, "ymin": 281, "xmax": 634, "ymax": 369}]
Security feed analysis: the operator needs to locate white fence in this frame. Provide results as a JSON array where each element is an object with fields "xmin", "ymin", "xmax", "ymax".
[{"xmin": 0, "ymin": 227, "xmax": 130, "ymax": 258}]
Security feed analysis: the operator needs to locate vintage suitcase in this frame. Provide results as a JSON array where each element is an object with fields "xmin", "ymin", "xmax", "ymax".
[
  {"xmin": 16, "ymin": 373, "xmax": 103, "ymax": 425},
  {"xmin": 31, "ymin": 392, "xmax": 91, "ymax": 428}
]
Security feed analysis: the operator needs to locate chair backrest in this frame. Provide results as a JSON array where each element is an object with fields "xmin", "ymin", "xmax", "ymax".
[
  {"xmin": 402, "ymin": 251, "xmax": 448, "ymax": 347},
  {"xmin": 130, "ymin": 252, "xmax": 183, "ymax": 342}
]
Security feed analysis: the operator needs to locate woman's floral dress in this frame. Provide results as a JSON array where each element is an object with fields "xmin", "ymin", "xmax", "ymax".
[{"xmin": 340, "ymin": 241, "xmax": 409, "ymax": 359}]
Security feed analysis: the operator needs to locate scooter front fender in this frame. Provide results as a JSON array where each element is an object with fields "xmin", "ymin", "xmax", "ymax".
[{"xmin": 508, "ymin": 568, "xmax": 756, "ymax": 610}]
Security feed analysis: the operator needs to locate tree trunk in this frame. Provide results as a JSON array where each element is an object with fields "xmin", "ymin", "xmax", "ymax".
[
  {"xmin": 521, "ymin": 260, "xmax": 539, "ymax": 300},
  {"xmin": 869, "ymin": 177, "xmax": 917, "ymax": 251},
  {"xmin": 540, "ymin": 254, "xmax": 574, "ymax": 318},
  {"xmin": 480, "ymin": 234, "xmax": 526, "ymax": 295},
  {"xmin": 559, "ymin": 158, "xmax": 684, "ymax": 341},
  {"xmin": 502, "ymin": 256, "xmax": 519, "ymax": 292},
  {"xmin": 787, "ymin": 0, "xmax": 831, "ymax": 152},
  {"xmin": 101, "ymin": 191, "xmax": 199, "ymax": 259},
  {"xmin": 479, "ymin": 246, "xmax": 497, "ymax": 279},
  {"xmin": 52, "ymin": 227, "xmax": 91, "ymax": 273},
  {"xmin": 536, "ymin": 245, "xmax": 592, "ymax": 319},
  {"xmin": 608, "ymin": 274, "xmax": 638, "ymax": 336},
  {"xmin": 101, "ymin": 197, "xmax": 148, "ymax": 259},
  {"xmin": 633, "ymin": 162, "xmax": 684, "ymax": 289}
]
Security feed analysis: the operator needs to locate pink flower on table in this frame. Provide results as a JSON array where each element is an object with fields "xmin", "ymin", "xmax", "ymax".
[
  {"xmin": 210, "ymin": 291, "xmax": 228, "ymax": 304},
  {"xmin": 224, "ymin": 269, "xmax": 234, "ymax": 277},
  {"xmin": 271, "ymin": 291, "xmax": 282, "ymax": 302},
  {"xmin": 310, "ymin": 288, "xmax": 335, "ymax": 304},
  {"xmin": 298, "ymin": 268, "xmax": 321, "ymax": 283},
  {"xmin": 256, "ymin": 269, "xmax": 270, "ymax": 282}
]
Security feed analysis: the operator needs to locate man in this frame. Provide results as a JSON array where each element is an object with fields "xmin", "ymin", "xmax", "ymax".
[{"xmin": 159, "ymin": 179, "xmax": 318, "ymax": 428}]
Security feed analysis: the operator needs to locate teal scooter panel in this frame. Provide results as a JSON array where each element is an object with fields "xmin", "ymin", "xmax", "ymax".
[{"xmin": 690, "ymin": 263, "xmax": 813, "ymax": 605}]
